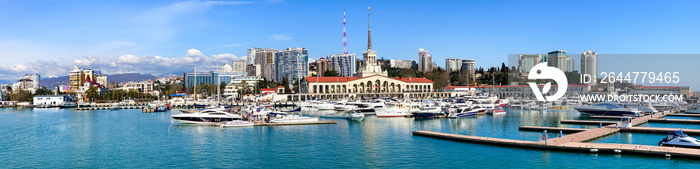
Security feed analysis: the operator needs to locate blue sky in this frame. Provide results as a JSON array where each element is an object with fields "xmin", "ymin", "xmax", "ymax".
[{"xmin": 1, "ymin": 0, "xmax": 699, "ymax": 88}]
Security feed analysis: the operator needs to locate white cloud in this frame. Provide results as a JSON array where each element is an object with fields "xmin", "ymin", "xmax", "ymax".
[
  {"xmin": 271, "ymin": 34, "xmax": 293, "ymax": 41},
  {"xmin": 0, "ymin": 49, "xmax": 245, "ymax": 81}
]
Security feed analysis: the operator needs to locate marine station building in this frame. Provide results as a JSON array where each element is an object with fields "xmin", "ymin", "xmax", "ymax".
[{"xmin": 300, "ymin": 7, "xmax": 435, "ymax": 99}]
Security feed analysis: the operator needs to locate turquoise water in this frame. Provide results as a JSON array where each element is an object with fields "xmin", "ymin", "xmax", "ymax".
[{"xmin": 1, "ymin": 107, "xmax": 699, "ymax": 168}]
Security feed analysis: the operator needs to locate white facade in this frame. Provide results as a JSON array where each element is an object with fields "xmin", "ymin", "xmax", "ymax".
[
  {"xmin": 389, "ymin": 59, "xmax": 413, "ymax": 69},
  {"xmin": 445, "ymin": 58, "xmax": 462, "ymax": 72},
  {"xmin": 418, "ymin": 48, "xmax": 432, "ymax": 72},
  {"xmin": 232, "ymin": 60, "xmax": 246, "ymax": 73},
  {"xmin": 33, "ymin": 95, "xmax": 71, "ymax": 106},
  {"xmin": 580, "ymin": 50, "xmax": 597, "ymax": 85},
  {"xmin": 461, "ymin": 59, "xmax": 476, "ymax": 76}
]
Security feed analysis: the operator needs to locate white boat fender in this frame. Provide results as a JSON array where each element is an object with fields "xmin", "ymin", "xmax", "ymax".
[
  {"xmin": 613, "ymin": 149, "xmax": 621, "ymax": 153},
  {"xmin": 589, "ymin": 149, "xmax": 598, "ymax": 152}
]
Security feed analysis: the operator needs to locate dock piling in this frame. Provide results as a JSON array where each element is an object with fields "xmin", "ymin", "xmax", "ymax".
[
  {"xmin": 559, "ymin": 130, "xmax": 563, "ymax": 138},
  {"xmin": 599, "ymin": 122, "xmax": 602, "ymax": 128}
]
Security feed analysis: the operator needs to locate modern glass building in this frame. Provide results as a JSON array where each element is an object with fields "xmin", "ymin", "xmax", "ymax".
[
  {"xmin": 328, "ymin": 53, "xmax": 357, "ymax": 77},
  {"xmin": 275, "ymin": 47, "xmax": 309, "ymax": 82},
  {"xmin": 183, "ymin": 71, "xmax": 247, "ymax": 91}
]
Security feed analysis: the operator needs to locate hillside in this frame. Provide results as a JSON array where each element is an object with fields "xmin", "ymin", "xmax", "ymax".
[{"xmin": 39, "ymin": 73, "xmax": 158, "ymax": 89}]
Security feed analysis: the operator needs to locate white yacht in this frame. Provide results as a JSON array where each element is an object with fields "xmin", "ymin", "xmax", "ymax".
[
  {"xmin": 374, "ymin": 102, "xmax": 410, "ymax": 117},
  {"xmin": 447, "ymin": 106, "xmax": 479, "ymax": 118},
  {"xmin": 334, "ymin": 102, "xmax": 358, "ymax": 111},
  {"xmin": 411, "ymin": 100, "xmax": 444, "ymax": 118},
  {"xmin": 170, "ymin": 107, "xmax": 243, "ymax": 125},
  {"xmin": 685, "ymin": 104, "xmax": 700, "ymax": 114},
  {"xmin": 658, "ymin": 130, "xmax": 700, "ymax": 148},
  {"xmin": 574, "ymin": 102, "xmax": 642, "ymax": 116},
  {"xmin": 269, "ymin": 112, "xmax": 319, "ymax": 123},
  {"xmin": 346, "ymin": 110, "xmax": 365, "ymax": 121}
]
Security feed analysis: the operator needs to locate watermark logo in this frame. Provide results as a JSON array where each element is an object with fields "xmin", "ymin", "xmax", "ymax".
[{"xmin": 527, "ymin": 62, "xmax": 568, "ymax": 101}]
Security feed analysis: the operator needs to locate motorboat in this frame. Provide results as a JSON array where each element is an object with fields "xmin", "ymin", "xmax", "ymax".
[
  {"xmin": 620, "ymin": 102, "xmax": 658, "ymax": 114},
  {"xmin": 412, "ymin": 100, "xmax": 444, "ymax": 118},
  {"xmin": 334, "ymin": 103, "xmax": 358, "ymax": 111},
  {"xmin": 346, "ymin": 110, "xmax": 365, "ymax": 121},
  {"xmin": 268, "ymin": 112, "xmax": 319, "ymax": 123},
  {"xmin": 488, "ymin": 107, "xmax": 506, "ymax": 115},
  {"xmin": 447, "ymin": 106, "xmax": 479, "ymax": 118},
  {"xmin": 154, "ymin": 104, "xmax": 168, "ymax": 112},
  {"xmin": 658, "ymin": 130, "xmax": 700, "ymax": 148},
  {"xmin": 684, "ymin": 105, "xmax": 700, "ymax": 114},
  {"xmin": 374, "ymin": 102, "xmax": 410, "ymax": 117},
  {"xmin": 574, "ymin": 102, "xmax": 642, "ymax": 116},
  {"xmin": 35, "ymin": 104, "xmax": 54, "ymax": 108},
  {"xmin": 57, "ymin": 102, "xmax": 78, "ymax": 108},
  {"xmin": 220, "ymin": 120, "xmax": 254, "ymax": 127},
  {"xmin": 109, "ymin": 103, "xmax": 120, "ymax": 111},
  {"xmin": 170, "ymin": 107, "xmax": 243, "ymax": 125},
  {"xmin": 312, "ymin": 101, "xmax": 336, "ymax": 110}
]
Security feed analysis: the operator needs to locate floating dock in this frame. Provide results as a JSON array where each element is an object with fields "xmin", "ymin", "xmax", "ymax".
[
  {"xmin": 648, "ymin": 119, "xmax": 700, "ymax": 124},
  {"xmin": 666, "ymin": 114, "xmax": 700, "ymax": 117},
  {"xmin": 413, "ymin": 110, "xmax": 700, "ymax": 158},
  {"xmin": 619, "ymin": 127, "xmax": 700, "ymax": 135},
  {"xmin": 254, "ymin": 121, "xmax": 337, "ymax": 126},
  {"xmin": 413, "ymin": 130, "xmax": 700, "ymax": 158},
  {"xmin": 559, "ymin": 120, "xmax": 617, "ymax": 125},
  {"xmin": 518, "ymin": 126, "xmax": 588, "ymax": 133},
  {"xmin": 586, "ymin": 116, "xmax": 637, "ymax": 120}
]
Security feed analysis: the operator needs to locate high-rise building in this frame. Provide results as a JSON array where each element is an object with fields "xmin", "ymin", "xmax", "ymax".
[
  {"xmin": 445, "ymin": 58, "xmax": 462, "ymax": 72},
  {"xmin": 518, "ymin": 54, "xmax": 543, "ymax": 73},
  {"xmin": 232, "ymin": 60, "xmax": 246, "ymax": 73},
  {"xmin": 354, "ymin": 7, "xmax": 387, "ymax": 77},
  {"xmin": 328, "ymin": 54, "xmax": 357, "ymax": 77},
  {"xmin": 581, "ymin": 50, "xmax": 598, "ymax": 85},
  {"xmin": 247, "ymin": 48, "xmax": 257, "ymax": 65},
  {"xmin": 249, "ymin": 48, "xmax": 277, "ymax": 79},
  {"xmin": 68, "ymin": 66, "xmax": 97, "ymax": 93},
  {"xmin": 315, "ymin": 57, "xmax": 332, "ymax": 76},
  {"xmin": 275, "ymin": 47, "xmax": 308, "ymax": 82},
  {"xmin": 460, "ymin": 59, "xmax": 475, "ymax": 75},
  {"xmin": 418, "ymin": 48, "xmax": 432, "ymax": 72},
  {"xmin": 389, "ymin": 59, "xmax": 413, "ymax": 69},
  {"xmin": 547, "ymin": 50, "xmax": 574, "ymax": 72},
  {"xmin": 246, "ymin": 64, "xmax": 261, "ymax": 77}
]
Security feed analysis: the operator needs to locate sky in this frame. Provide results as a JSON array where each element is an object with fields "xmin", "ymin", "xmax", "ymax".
[{"xmin": 1, "ymin": 0, "xmax": 699, "ymax": 88}]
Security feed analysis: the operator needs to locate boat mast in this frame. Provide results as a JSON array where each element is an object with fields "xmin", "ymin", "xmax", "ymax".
[{"xmin": 194, "ymin": 66, "xmax": 197, "ymax": 102}]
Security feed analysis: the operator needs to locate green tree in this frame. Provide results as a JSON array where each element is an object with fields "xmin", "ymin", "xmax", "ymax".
[
  {"xmin": 323, "ymin": 70, "xmax": 341, "ymax": 77},
  {"xmin": 86, "ymin": 86, "xmax": 98, "ymax": 102}
]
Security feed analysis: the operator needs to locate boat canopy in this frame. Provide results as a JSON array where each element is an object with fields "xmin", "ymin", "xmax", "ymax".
[{"xmin": 669, "ymin": 130, "xmax": 688, "ymax": 138}]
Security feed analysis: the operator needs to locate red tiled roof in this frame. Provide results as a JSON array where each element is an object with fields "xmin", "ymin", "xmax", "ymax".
[
  {"xmin": 304, "ymin": 76, "xmax": 433, "ymax": 83},
  {"xmin": 304, "ymin": 76, "xmax": 361, "ymax": 82},
  {"xmin": 277, "ymin": 86, "xmax": 284, "ymax": 88},
  {"xmin": 261, "ymin": 88, "xmax": 276, "ymax": 91},
  {"xmin": 391, "ymin": 77, "xmax": 433, "ymax": 83},
  {"xmin": 635, "ymin": 85, "xmax": 678, "ymax": 89}
]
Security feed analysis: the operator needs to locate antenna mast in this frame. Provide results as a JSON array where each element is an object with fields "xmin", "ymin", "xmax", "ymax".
[{"xmin": 343, "ymin": 9, "xmax": 347, "ymax": 54}]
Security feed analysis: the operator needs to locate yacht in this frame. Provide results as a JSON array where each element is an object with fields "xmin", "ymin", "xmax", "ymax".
[
  {"xmin": 109, "ymin": 103, "xmax": 120, "ymax": 111},
  {"xmin": 57, "ymin": 102, "xmax": 78, "ymax": 108},
  {"xmin": 684, "ymin": 105, "xmax": 700, "ymax": 114},
  {"xmin": 574, "ymin": 102, "xmax": 642, "ymax": 116},
  {"xmin": 658, "ymin": 130, "xmax": 700, "ymax": 148},
  {"xmin": 334, "ymin": 102, "xmax": 358, "ymax": 111},
  {"xmin": 346, "ymin": 110, "xmax": 365, "ymax": 121},
  {"xmin": 374, "ymin": 102, "xmax": 410, "ymax": 117},
  {"xmin": 447, "ymin": 106, "xmax": 479, "ymax": 118},
  {"xmin": 170, "ymin": 107, "xmax": 243, "ymax": 125},
  {"xmin": 620, "ymin": 102, "xmax": 658, "ymax": 114},
  {"xmin": 268, "ymin": 112, "xmax": 319, "ymax": 123},
  {"xmin": 411, "ymin": 100, "xmax": 444, "ymax": 118}
]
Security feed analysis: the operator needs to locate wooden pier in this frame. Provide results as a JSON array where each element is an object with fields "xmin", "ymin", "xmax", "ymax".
[
  {"xmin": 648, "ymin": 118, "xmax": 700, "ymax": 124},
  {"xmin": 413, "ymin": 110, "xmax": 700, "ymax": 158},
  {"xmin": 254, "ymin": 121, "xmax": 337, "ymax": 126},
  {"xmin": 413, "ymin": 130, "xmax": 700, "ymax": 158},
  {"xmin": 518, "ymin": 126, "xmax": 588, "ymax": 133},
  {"xmin": 586, "ymin": 116, "xmax": 637, "ymax": 120},
  {"xmin": 559, "ymin": 120, "xmax": 618, "ymax": 125},
  {"xmin": 666, "ymin": 114, "xmax": 700, "ymax": 117}
]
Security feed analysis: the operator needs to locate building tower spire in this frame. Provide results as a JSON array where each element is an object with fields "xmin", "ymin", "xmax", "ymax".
[
  {"xmin": 367, "ymin": 7, "xmax": 372, "ymax": 50},
  {"xmin": 343, "ymin": 9, "xmax": 348, "ymax": 54}
]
